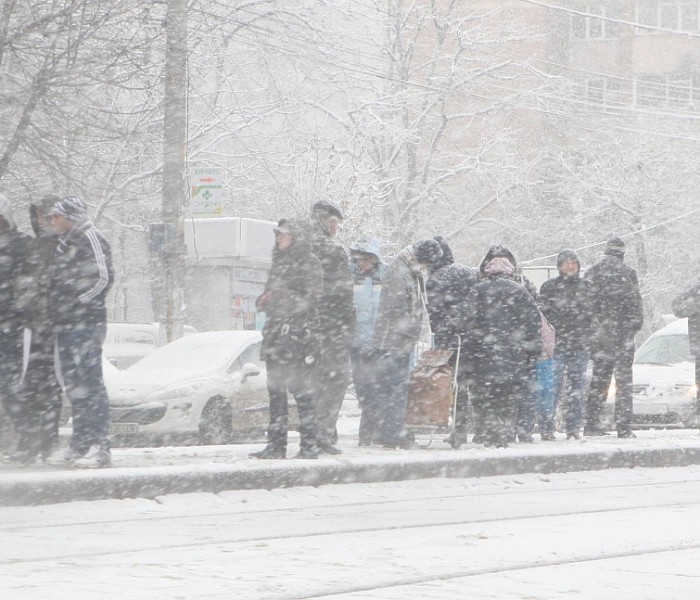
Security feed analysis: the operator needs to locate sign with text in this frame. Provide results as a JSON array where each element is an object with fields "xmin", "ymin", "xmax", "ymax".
[{"xmin": 190, "ymin": 167, "xmax": 224, "ymax": 216}]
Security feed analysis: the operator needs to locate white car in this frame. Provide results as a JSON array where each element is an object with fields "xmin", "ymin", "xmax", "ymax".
[
  {"xmin": 106, "ymin": 330, "xmax": 274, "ymax": 445},
  {"xmin": 629, "ymin": 318, "xmax": 697, "ymax": 428},
  {"xmin": 603, "ymin": 318, "xmax": 697, "ymax": 429},
  {"xmin": 103, "ymin": 322, "xmax": 197, "ymax": 370}
]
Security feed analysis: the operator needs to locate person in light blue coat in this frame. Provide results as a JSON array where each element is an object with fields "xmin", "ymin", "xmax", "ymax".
[{"xmin": 349, "ymin": 236, "xmax": 385, "ymax": 446}]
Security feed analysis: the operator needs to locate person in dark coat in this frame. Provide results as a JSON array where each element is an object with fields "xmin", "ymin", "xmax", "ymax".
[
  {"xmin": 475, "ymin": 244, "xmax": 540, "ymax": 443},
  {"xmin": 0, "ymin": 193, "xmax": 31, "ymax": 455},
  {"xmin": 250, "ymin": 219, "xmax": 323, "ymax": 460},
  {"xmin": 47, "ymin": 196, "xmax": 114, "ymax": 467},
  {"xmin": 309, "ymin": 200, "xmax": 356, "ymax": 454},
  {"xmin": 372, "ymin": 238, "xmax": 443, "ymax": 448},
  {"xmin": 584, "ymin": 237, "xmax": 644, "ymax": 438},
  {"xmin": 539, "ymin": 249, "xmax": 594, "ymax": 440},
  {"xmin": 349, "ymin": 236, "xmax": 384, "ymax": 446},
  {"xmin": 457, "ymin": 249, "xmax": 542, "ymax": 448},
  {"xmin": 425, "ymin": 236, "xmax": 478, "ymax": 444},
  {"xmin": 9, "ymin": 195, "xmax": 64, "ymax": 462},
  {"xmin": 671, "ymin": 276, "xmax": 700, "ymax": 431}
]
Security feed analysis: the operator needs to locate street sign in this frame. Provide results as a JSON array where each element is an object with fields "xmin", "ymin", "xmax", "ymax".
[{"xmin": 190, "ymin": 167, "xmax": 224, "ymax": 216}]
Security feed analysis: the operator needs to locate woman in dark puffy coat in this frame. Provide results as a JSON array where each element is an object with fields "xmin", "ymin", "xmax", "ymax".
[
  {"xmin": 249, "ymin": 219, "xmax": 323, "ymax": 460},
  {"xmin": 457, "ymin": 249, "xmax": 542, "ymax": 447},
  {"xmin": 425, "ymin": 236, "xmax": 478, "ymax": 443}
]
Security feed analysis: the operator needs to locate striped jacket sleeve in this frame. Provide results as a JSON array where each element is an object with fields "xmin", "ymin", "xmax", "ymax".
[{"xmin": 78, "ymin": 229, "xmax": 112, "ymax": 303}]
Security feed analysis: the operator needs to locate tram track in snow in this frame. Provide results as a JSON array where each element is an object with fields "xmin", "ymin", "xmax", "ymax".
[
  {"xmin": 2, "ymin": 471, "xmax": 700, "ymax": 534},
  {"xmin": 3, "ymin": 493, "xmax": 700, "ymax": 566},
  {"xmin": 282, "ymin": 541, "xmax": 700, "ymax": 600}
]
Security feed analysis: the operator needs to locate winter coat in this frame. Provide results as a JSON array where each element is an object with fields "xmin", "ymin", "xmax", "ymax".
[
  {"xmin": 310, "ymin": 225, "xmax": 356, "ymax": 348},
  {"xmin": 349, "ymin": 237, "xmax": 384, "ymax": 349},
  {"xmin": 585, "ymin": 254, "xmax": 644, "ymax": 345},
  {"xmin": 15, "ymin": 205, "xmax": 58, "ymax": 334},
  {"xmin": 456, "ymin": 257, "xmax": 542, "ymax": 382},
  {"xmin": 672, "ymin": 277, "xmax": 700, "ymax": 358},
  {"xmin": 372, "ymin": 246, "xmax": 425, "ymax": 354},
  {"xmin": 47, "ymin": 219, "xmax": 114, "ymax": 331},
  {"xmin": 259, "ymin": 230, "xmax": 323, "ymax": 364},
  {"xmin": 0, "ymin": 195, "xmax": 31, "ymax": 331},
  {"xmin": 539, "ymin": 275, "xmax": 594, "ymax": 353},
  {"xmin": 426, "ymin": 237, "xmax": 478, "ymax": 349}
]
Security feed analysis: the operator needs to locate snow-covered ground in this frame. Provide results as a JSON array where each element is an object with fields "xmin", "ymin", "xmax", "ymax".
[{"xmin": 1, "ymin": 466, "xmax": 700, "ymax": 599}]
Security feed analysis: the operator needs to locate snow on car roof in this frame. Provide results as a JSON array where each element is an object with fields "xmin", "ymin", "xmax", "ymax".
[
  {"xmin": 650, "ymin": 318, "xmax": 688, "ymax": 337},
  {"xmin": 126, "ymin": 330, "xmax": 262, "ymax": 373}
]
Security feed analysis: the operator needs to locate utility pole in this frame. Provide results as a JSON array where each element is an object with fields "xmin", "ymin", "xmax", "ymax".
[{"xmin": 161, "ymin": 0, "xmax": 188, "ymax": 342}]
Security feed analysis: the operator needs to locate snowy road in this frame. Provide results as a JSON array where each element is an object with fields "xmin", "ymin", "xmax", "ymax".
[{"xmin": 2, "ymin": 467, "xmax": 700, "ymax": 599}]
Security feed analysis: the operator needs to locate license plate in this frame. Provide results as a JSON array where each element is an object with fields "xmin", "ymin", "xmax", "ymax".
[
  {"xmin": 633, "ymin": 403, "xmax": 668, "ymax": 415},
  {"xmin": 110, "ymin": 423, "xmax": 139, "ymax": 434}
]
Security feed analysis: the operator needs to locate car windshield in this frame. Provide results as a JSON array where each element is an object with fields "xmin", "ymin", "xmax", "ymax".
[
  {"xmin": 127, "ymin": 335, "xmax": 242, "ymax": 373},
  {"xmin": 635, "ymin": 334, "xmax": 693, "ymax": 365}
]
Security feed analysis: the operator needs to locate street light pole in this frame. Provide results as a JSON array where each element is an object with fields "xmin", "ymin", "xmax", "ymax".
[{"xmin": 161, "ymin": 0, "xmax": 188, "ymax": 342}]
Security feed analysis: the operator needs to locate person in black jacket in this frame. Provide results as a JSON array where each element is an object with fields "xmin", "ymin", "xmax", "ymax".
[
  {"xmin": 457, "ymin": 249, "xmax": 542, "ymax": 448},
  {"xmin": 425, "ymin": 236, "xmax": 478, "ymax": 444},
  {"xmin": 0, "ymin": 193, "xmax": 31, "ymax": 456},
  {"xmin": 9, "ymin": 195, "xmax": 63, "ymax": 463},
  {"xmin": 475, "ymin": 244, "xmax": 540, "ymax": 443},
  {"xmin": 539, "ymin": 249, "xmax": 594, "ymax": 440},
  {"xmin": 250, "ymin": 219, "xmax": 323, "ymax": 459},
  {"xmin": 309, "ymin": 200, "xmax": 356, "ymax": 455},
  {"xmin": 47, "ymin": 196, "xmax": 114, "ymax": 467},
  {"xmin": 671, "ymin": 276, "xmax": 700, "ymax": 432},
  {"xmin": 584, "ymin": 237, "xmax": 644, "ymax": 438}
]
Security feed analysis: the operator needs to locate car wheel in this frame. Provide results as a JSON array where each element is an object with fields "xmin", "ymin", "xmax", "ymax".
[{"xmin": 199, "ymin": 396, "xmax": 233, "ymax": 445}]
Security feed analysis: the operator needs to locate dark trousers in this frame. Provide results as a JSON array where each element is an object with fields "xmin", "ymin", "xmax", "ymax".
[
  {"xmin": 471, "ymin": 375, "xmax": 522, "ymax": 446},
  {"xmin": 315, "ymin": 340, "xmax": 351, "ymax": 447},
  {"xmin": 18, "ymin": 330, "xmax": 63, "ymax": 456},
  {"xmin": 0, "ymin": 326, "xmax": 25, "ymax": 436},
  {"xmin": 351, "ymin": 347, "xmax": 381, "ymax": 444},
  {"xmin": 374, "ymin": 350, "xmax": 412, "ymax": 446},
  {"xmin": 586, "ymin": 338, "xmax": 634, "ymax": 432},
  {"xmin": 56, "ymin": 325, "xmax": 110, "ymax": 453},
  {"xmin": 266, "ymin": 359, "xmax": 317, "ymax": 452}
]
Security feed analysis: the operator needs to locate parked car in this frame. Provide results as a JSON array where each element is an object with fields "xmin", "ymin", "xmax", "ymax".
[
  {"xmin": 103, "ymin": 322, "xmax": 197, "ymax": 370},
  {"xmin": 106, "ymin": 330, "xmax": 283, "ymax": 446},
  {"xmin": 603, "ymin": 318, "xmax": 697, "ymax": 429},
  {"xmin": 630, "ymin": 318, "xmax": 697, "ymax": 428}
]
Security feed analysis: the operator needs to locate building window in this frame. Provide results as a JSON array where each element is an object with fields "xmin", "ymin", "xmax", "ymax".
[
  {"xmin": 636, "ymin": 1, "xmax": 700, "ymax": 34},
  {"xmin": 571, "ymin": 4, "xmax": 619, "ymax": 40},
  {"xmin": 635, "ymin": 73, "xmax": 700, "ymax": 107}
]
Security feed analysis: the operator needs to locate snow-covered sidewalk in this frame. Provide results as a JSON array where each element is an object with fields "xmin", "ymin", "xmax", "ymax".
[{"xmin": 1, "ymin": 428, "xmax": 700, "ymax": 506}]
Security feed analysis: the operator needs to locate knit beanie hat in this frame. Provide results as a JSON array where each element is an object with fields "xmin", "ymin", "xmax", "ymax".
[
  {"xmin": 604, "ymin": 236, "xmax": 625, "ymax": 258},
  {"xmin": 48, "ymin": 196, "xmax": 89, "ymax": 223}
]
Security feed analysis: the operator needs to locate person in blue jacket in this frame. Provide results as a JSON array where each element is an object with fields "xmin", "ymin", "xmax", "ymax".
[{"xmin": 349, "ymin": 236, "xmax": 385, "ymax": 446}]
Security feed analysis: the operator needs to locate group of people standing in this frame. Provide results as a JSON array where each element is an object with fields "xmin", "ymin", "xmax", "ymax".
[
  {"xmin": 429, "ymin": 236, "xmax": 644, "ymax": 447},
  {"xmin": 0, "ymin": 193, "xmax": 113, "ymax": 467},
  {"xmin": 250, "ymin": 204, "xmax": 651, "ymax": 457}
]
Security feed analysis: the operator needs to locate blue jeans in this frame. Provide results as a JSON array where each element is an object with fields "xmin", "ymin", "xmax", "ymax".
[
  {"xmin": 56, "ymin": 325, "xmax": 110, "ymax": 453},
  {"xmin": 536, "ymin": 358, "xmax": 556, "ymax": 432},
  {"xmin": 552, "ymin": 349, "xmax": 590, "ymax": 434},
  {"xmin": 374, "ymin": 350, "xmax": 412, "ymax": 446}
]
